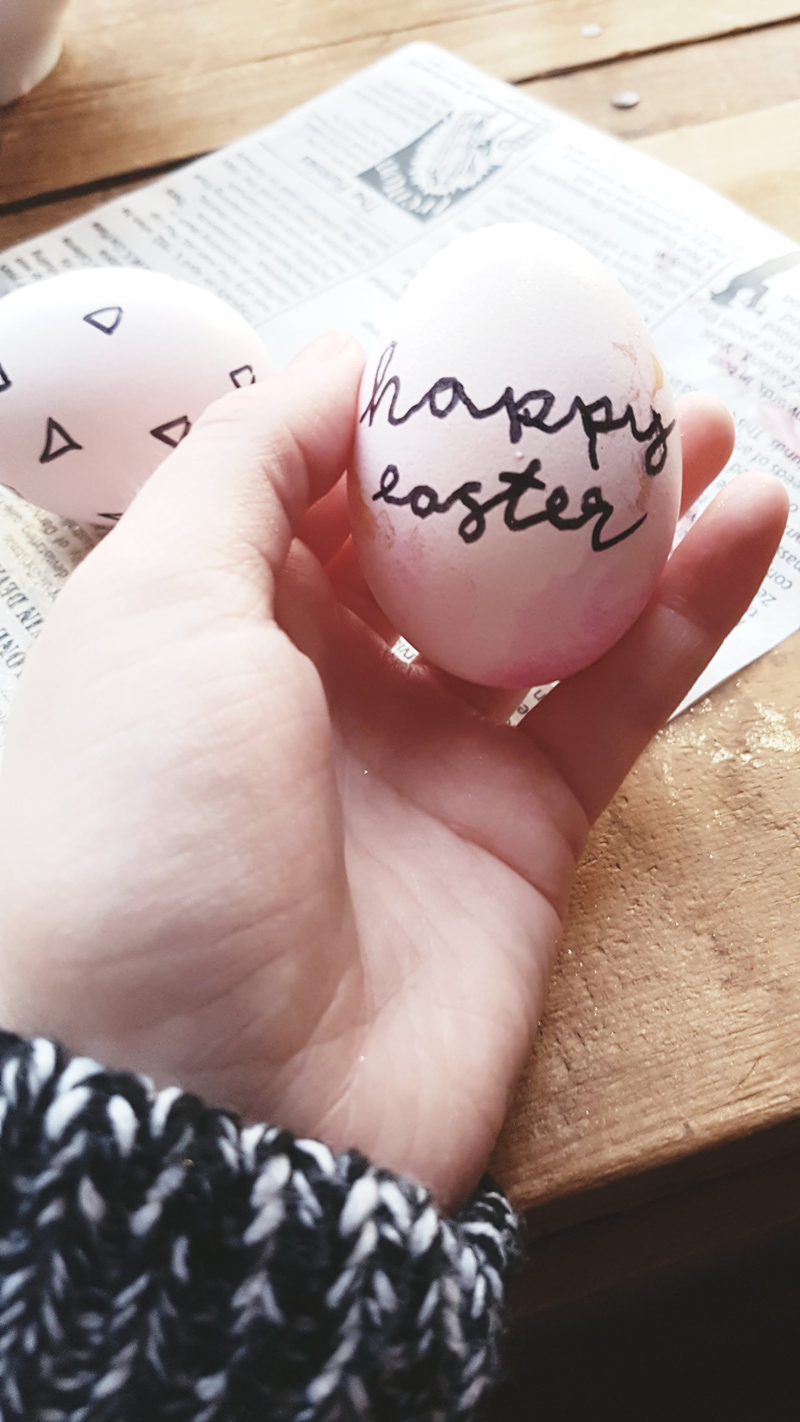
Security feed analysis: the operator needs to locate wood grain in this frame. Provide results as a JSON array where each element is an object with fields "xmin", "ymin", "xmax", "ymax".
[
  {"xmin": 1, "ymin": 0, "xmax": 798, "ymax": 203},
  {"xmin": 492, "ymin": 631, "xmax": 800, "ymax": 1211},
  {"xmin": 47, "ymin": 0, "xmax": 800, "ymax": 87},
  {"xmin": 635, "ymin": 99, "xmax": 800, "ymax": 241}
]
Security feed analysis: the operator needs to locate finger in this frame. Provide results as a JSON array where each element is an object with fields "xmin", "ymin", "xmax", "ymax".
[
  {"xmin": 93, "ymin": 330, "xmax": 366, "ymax": 616},
  {"xmin": 677, "ymin": 391, "xmax": 735, "ymax": 516},
  {"xmin": 524, "ymin": 472, "xmax": 789, "ymax": 823},
  {"xmin": 297, "ymin": 473, "xmax": 351, "ymax": 565}
]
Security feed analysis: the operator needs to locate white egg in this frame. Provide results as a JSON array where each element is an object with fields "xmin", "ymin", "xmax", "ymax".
[
  {"xmin": 350, "ymin": 223, "xmax": 682, "ymax": 687},
  {"xmin": 0, "ymin": 268, "xmax": 271, "ymax": 524}
]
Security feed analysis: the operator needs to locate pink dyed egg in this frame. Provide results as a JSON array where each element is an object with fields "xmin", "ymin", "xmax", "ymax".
[{"xmin": 350, "ymin": 223, "xmax": 682, "ymax": 687}]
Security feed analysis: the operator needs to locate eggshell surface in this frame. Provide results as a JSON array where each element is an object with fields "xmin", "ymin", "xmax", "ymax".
[
  {"xmin": 350, "ymin": 223, "xmax": 682, "ymax": 687},
  {"xmin": 0, "ymin": 268, "xmax": 271, "ymax": 524}
]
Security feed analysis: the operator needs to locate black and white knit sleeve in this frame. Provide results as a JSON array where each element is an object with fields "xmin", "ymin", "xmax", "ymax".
[{"xmin": 0, "ymin": 1030, "xmax": 522, "ymax": 1421}]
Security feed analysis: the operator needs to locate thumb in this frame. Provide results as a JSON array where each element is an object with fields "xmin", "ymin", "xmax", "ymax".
[{"xmin": 91, "ymin": 330, "xmax": 365, "ymax": 610}]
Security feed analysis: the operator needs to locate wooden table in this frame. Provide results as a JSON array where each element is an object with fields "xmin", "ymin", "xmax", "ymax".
[{"xmin": 3, "ymin": 0, "xmax": 800, "ymax": 1322}]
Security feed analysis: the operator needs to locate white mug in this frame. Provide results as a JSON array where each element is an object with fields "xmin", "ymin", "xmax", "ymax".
[{"xmin": 0, "ymin": 0, "xmax": 71, "ymax": 107}]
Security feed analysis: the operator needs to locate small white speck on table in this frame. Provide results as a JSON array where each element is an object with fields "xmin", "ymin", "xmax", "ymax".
[
  {"xmin": 580, "ymin": 23, "xmax": 603, "ymax": 38},
  {"xmin": 611, "ymin": 90, "xmax": 641, "ymax": 109}
]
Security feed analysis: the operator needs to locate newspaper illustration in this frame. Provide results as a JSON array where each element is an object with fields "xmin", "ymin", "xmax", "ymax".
[
  {"xmin": 1, "ymin": 41, "xmax": 800, "ymax": 736},
  {"xmin": 358, "ymin": 108, "xmax": 536, "ymax": 221}
]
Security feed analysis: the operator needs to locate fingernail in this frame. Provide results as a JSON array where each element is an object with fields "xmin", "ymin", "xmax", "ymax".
[{"xmin": 290, "ymin": 329, "xmax": 350, "ymax": 366}]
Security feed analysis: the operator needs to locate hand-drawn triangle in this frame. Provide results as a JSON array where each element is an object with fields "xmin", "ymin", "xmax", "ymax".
[
  {"xmin": 150, "ymin": 415, "xmax": 191, "ymax": 448},
  {"xmin": 84, "ymin": 306, "xmax": 124, "ymax": 335},
  {"xmin": 0, "ymin": 362, "xmax": 11, "ymax": 393},
  {"xmin": 230, "ymin": 365, "xmax": 256, "ymax": 387},
  {"xmin": 40, "ymin": 417, "xmax": 83, "ymax": 464}
]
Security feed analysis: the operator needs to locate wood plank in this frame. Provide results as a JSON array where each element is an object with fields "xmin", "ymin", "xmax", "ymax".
[
  {"xmin": 1, "ymin": 0, "xmax": 798, "ymax": 204},
  {"xmin": 514, "ymin": 1145, "xmax": 800, "ymax": 1320},
  {"xmin": 525, "ymin": 19, "xmax": 800, "ymax": 142},
  {"xmin": 492, "ymin": 631, "xmax": 800, "ymax": 1210},
  {"xmin": 4, "ymin": 17, "xmax": 796, "ymax": 251},
  {"xmin": 48, "ymin": 0, "xmax": 800, "ymax": 86},
  {"xmin": 634, "ymin": 99, "xmax": 800, "ymax": 241}
]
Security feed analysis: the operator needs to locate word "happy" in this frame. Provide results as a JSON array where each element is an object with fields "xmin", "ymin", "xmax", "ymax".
[{"xmin": 360, "ymin": 342, "xmax": 674, "ymax": 476}]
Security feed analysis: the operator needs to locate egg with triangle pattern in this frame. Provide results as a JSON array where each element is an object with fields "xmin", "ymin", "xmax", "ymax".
[{"xmin": 0, "ymin": 268, "xmax": 271, "ymax": 524}]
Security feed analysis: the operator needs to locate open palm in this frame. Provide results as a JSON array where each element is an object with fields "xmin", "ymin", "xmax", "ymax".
[{"xmin": 0, "ymin": 334, "xmax": 786, "ymax": 1207}]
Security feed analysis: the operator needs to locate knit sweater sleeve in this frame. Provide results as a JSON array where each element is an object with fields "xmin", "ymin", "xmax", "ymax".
[{"xmin": 0, "ymin": 1030, "xmax": 522, "ymax": 1421}]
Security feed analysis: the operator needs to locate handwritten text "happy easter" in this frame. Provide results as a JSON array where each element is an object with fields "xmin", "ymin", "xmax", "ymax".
[{"xmin": 360, "ymin": 343, "xmax": 674, "ymax": 549}]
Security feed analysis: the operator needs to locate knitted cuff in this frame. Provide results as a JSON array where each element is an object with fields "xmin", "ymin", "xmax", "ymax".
[{"xmin": 0, "ymin": 1030, "xmax": 522, "ymax": 1421}]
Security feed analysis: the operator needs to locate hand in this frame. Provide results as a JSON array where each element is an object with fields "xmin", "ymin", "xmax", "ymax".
[{"xmin": 0, "ymin": 331, "xmax": 787, "ymax": 1208}]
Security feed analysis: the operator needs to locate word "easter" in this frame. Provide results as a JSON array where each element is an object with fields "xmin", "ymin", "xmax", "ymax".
[
  {"xmin": 361, "ymin": 342, "xmax": 675, "ymax": 476},
  {"xmin": 372, "ymin": 458, "xmax": 647, "ymax": 550}
]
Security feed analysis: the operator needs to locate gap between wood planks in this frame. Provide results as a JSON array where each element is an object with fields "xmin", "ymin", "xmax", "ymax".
[
  {"xmin": 239, "ymin": 5, "xmax": 800, "ymax": 83},
  {"xmin": 513, "ymin": 8, "xmax": 800, "ymax": 84},
  {"xmin": 0, "ymin": 158, "xmax": 194, "ymax": 224}
]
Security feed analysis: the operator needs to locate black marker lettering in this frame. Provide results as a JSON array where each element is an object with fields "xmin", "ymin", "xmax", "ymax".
[
  {"xmin": 361, "ymin": 343, "xmax": 675, "ymax": 477},
  {"xmin": 373, "ymin": 461, "xmax": 646, "ymax": 550}
]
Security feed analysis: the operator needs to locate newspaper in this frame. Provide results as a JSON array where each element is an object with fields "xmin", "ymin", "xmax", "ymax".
[{"xmin": 1, "ymin": 40, "xmax": 799, "ymax": 733}]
